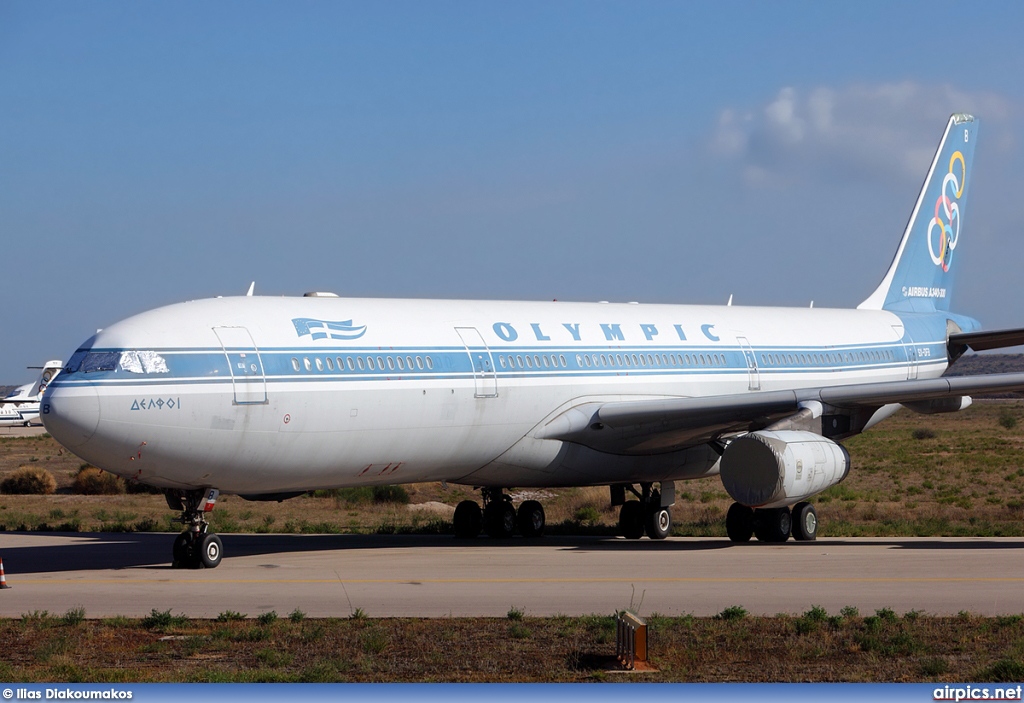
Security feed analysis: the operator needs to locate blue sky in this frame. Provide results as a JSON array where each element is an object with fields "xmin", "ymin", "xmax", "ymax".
[{"xmin": 2, "ymin": 2, "xmax": 1023, "ymax": 382}]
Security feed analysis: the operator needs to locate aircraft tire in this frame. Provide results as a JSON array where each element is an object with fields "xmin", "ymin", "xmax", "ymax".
[
  {"xmin": 792, "ymin": 502, "xmax": 818, "ymax": 541},
  {"xmin": 453, "ymin": 500, "xmax": 482, "ymax": 539},
  {"xmin": 516, "ymin": 500, "xmax": 545, "ymax": 538},
  {"xmin": 484, "ymin": 500, "xmax": 516, "ymax": 538},
  {"xmin": 619, "ymin": 501, "xmax": 645, "ymax": 540},
  {"xmin": 755, "ymin": 507, "xmax": 791, "ymax": 543},
  {"xmin": 172, "ymin": 531, "xmax": 191, "ymax": 567},
  {"xmin": 199, "ymin": 533, "xmax": 223, "ymax": 569},
  {"xmin": 725, "ymin": 503, "xmax": 754, "ymax": 543},
  {"xmin": 645, "ymin": 505, "xmax": 671, "ymax": 540}
]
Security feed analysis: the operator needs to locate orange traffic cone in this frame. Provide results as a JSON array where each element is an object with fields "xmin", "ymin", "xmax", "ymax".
[{"xmin": 0, "ymin": 558, "xmax": 10, "ymax": 589}]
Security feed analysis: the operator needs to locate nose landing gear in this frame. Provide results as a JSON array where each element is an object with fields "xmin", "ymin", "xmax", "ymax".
[{"xmin": 166, "ymin": 488, "xmax": 223, "ymax": 568}]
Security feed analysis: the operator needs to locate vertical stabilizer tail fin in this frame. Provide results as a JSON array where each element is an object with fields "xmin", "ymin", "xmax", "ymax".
[{"xmin": 858, "ymin": 114, "xmax": 977, "ymax": 313}]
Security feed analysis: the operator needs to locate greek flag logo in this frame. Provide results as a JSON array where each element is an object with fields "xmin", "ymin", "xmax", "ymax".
[{"xmin": 292, "ymin": 317, "xmax": 367, "ymax": 341}]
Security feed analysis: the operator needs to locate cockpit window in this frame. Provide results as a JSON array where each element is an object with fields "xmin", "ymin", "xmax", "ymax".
[
  {"xmin": 65, "ymin": 350, "xmax": 89, "ymax": 374},
  {"xmin": 80, "ymin": 351, "xmax": 121, "ymax": 373},
  {"xmin": 119, "ymin": 351, "xmax": 169, "ymax": 374}
]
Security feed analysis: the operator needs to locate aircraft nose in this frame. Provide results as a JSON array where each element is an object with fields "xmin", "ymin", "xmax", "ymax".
[{"xmin": 42, "ymin": 383, "xmax": 100, "ymax": 449}]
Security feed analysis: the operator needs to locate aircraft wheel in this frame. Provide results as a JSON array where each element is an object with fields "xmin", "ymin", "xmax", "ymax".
[
  {"xmin": 198, "ymin": 533, "xmax": 223, "ymax": 568},
  {"xmin": 725, "ymin": 503, "xmax": 754, "ymax": 543},
  {"xmin": 484, "ymin": 500, "xmax": 516, "ymax": 538},
  {"xmin": 453, "ymin": 500, "xmax": 482, "ymax": 539},
  {"xmin": 792, "ymin": 502, "xmax": 818, "ymax": 541},
  {"xmin": 516, "ymin": 500, "xmax": 545, "ymax": 538},
  {"xmin": 172, "ymin": 531, "xmax": 192, "ymax": 567},
  {"xmin": 755, "ymin": 507, "xmax": 791, "ymax": 543},
  {"xmin": 645, "ymin": 505, "xmax": 671, "ymax": 540},
  {"xmin": 619, "ymin": 501, "xmax": 645, "ymax": 540}
]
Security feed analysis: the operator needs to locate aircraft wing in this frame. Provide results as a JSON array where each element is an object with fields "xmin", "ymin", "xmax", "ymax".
[
  {"xmin": 0, "ymin": 397, "xmax": 37, "ymax": 405},
  {"xmin": 536, "ymin": 372, "xmax": 1024, "ymax": 455}
]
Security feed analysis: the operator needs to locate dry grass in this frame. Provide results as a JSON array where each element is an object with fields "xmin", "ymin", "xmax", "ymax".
[
  {"xmin": 2, "ymin": 401, "xmax": 1024, "ymax": 537},
  {"xmin": 3, "ymin": 610, "xmax": 1024, "ymax": 682}
]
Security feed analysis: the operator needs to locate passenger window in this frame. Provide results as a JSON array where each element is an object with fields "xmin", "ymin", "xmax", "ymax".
[
  {"xmin": 387, "ymin": 356, "xmax": 396, "ymax": 371},
  {"xmin": 576, "ymin": 354, "xmax": 583, "ymax": 367},
  {"xmin": 315, "ymin": 358, "xmax": 324, "ymax": 371},
  {"xmin": 291, "ymin": 358, "xmax": 300, "ymax": 371},
  {"xmin": 416, "ymin": 356, "xmax": 424, "ymax": 369},
  {"xmin": 325, "ymin": 357, "xmax": 334, "ymax": 371},
  {"xmin": 397, "ymin": 356, "xmax": 405, "ymax": 371},
  {"xmin": 526, "ymin": 356, "xmax": 534, "ymax": 368},
  {"xmin": 357, "ymin": 357, "xmax": 365, "ymax": 371},
  {"xmin": 407, "ymin": 356, "xmax": 414, "ymax": 370},
  {"xmin": 542, "ymin": 356, "xmax": 550, "ymax": 368},
  {"xmin": 367, "ymin": 357, "xmax": 376, "ymax": 371},
  {"xmin": 426, "ymin": 356, "xmax": 434, "ymax": 370},
  {"xmin": 303, "ymin": 358, "xmax": 311, "ymax": 371},
  {"xmin": 499, "ymin": 356, "xmax": 507, "ymax": 369},
  {"xmin": 517, "ymin": 355, "xmax": 525, "ymax": 368},
  {"xmin": 559, "ymin": 355, "xmax": 566, "ymax": 367}
]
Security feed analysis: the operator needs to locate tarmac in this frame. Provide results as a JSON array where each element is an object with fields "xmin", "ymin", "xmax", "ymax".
[{"xmin": 1, "ymin": 533, "xmax": 1023, "ymax": 618}]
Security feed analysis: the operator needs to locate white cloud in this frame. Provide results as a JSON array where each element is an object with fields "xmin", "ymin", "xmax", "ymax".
[{"xmin": 711, "ymin": 83, "xmax": 1014, "ymax": 187}]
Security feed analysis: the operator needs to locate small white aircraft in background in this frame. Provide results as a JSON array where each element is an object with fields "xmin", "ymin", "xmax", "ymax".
[
  {"xmin": 0, "ymin": 360, "xmax": 63, "ymax": 427},
  {"xmin": 41, "ymin": 114, "xmax": 1024, "ymax": 568}
]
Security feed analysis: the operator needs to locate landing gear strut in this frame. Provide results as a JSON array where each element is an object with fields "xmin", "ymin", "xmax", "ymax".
[
  {"xmin": 614, "ymin": 482, "xmax": 674, "ymax": 540},
  {"xmin": 166, "ymin": 488, "xmax": 223, "ymax": 568}
]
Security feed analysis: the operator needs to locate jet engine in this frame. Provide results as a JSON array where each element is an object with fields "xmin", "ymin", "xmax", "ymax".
[{"xmin": 720, "ymin": 430, "xmax": 850, "ymax": 509}]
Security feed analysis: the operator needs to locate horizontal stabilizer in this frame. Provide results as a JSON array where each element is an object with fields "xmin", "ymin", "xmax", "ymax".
[{"xmin": 948, "ymin": 327, "xmax": 1024, "ymax": 354}]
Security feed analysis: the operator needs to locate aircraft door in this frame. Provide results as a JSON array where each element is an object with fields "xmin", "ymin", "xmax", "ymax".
[
  {"xmin": 905, "ymin": 332, "xmax": 919, "ymax": 380},
  {"xmin": 455, "ymin": 327, "xmax": 498, "ymax": 398},
  {"xmin": 213, "ymin": 326, "xmax": 268, "ymax": 405},
  {"xmin": 736, "ymin": 336, "xmax": 760, "ymax": 391}
]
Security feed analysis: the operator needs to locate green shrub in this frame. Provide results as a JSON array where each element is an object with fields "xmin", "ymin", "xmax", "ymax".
[
  {"xmin": 977, "ymin": 658, "xmax": 1024, "ymax": 682},
  {"xmin": 999, "ymin": 409, "xmax": 1018, "ymax": 430},
  {"xmin": 716, "ymin": 605, "xmax": 747, "ymax": 621},
  {"xmin": 1, "ymin": 467, "xmax": 57, "ymax": 494},
  {"xmin": 72, "ymin": 466, "xmax": 123, "ymax": 495},
  {"xmin": 912, "ymin": 428, "xmax": 937, "ymax": 440},
  {"xmin": 372, "ymin": 485, "xmax": 410, "ymax": 504},
  {"xmin": 216, "ymin": 610, "xmax": 247, "ymax": 622},
  {"xmin": 60, "ymin": 607, "xmax": 86, "ymax": 626}
]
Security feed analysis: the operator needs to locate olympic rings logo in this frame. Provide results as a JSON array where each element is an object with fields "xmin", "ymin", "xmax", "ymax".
[{"xmin": 928, "ymin": 150, "xmax": 965, "ymax": 272}]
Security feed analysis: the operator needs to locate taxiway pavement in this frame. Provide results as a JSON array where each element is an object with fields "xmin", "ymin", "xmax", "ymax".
[{"xmin": 0, "ymin": 533, "xmax": 1021, "ymax": 618}]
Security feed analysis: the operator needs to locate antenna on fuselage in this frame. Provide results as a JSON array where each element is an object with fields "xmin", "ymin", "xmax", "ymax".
[
  {"xmin": 246, "ymin": 282, "xmax": 255, "ymax": 297},
  {"xmin": 727, "ymin": 294, "xmax": 733, "ymax": 306}
]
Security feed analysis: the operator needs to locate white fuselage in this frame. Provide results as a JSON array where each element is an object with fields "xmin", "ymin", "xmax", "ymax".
[{"xmin": 42, "ymin": 296, "xmax": 948, "ymax": 494}]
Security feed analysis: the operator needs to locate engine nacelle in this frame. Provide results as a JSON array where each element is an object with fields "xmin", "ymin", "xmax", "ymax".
[{"xmin": 720, "ymin": 430, "xmax": 850, "ymax": 509}]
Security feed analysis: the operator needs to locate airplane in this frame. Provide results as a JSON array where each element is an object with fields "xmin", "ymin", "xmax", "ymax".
[
  {"xmin": 40, "ymin": 113, "xmax": 1024, "ymax": 569},
  {"xmin": 0, "ymin": 360, "xmax": 63, "ymax": 427}
]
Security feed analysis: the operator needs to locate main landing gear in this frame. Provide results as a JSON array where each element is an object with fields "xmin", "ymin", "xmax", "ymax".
[
  {"xmin": 725, "ymin": 501, "xmax": 818, "ymax": 543},
  {"xmin": 452, "ymin": 488, "xmax": 546, "ymax": 539},
  {"xmin": 166, "ymin": 488, "xmax": 223, "ymax": 568},
  {"xmin": 613, "ymin": 482, "xmax": 674, "ymax": 540}
]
